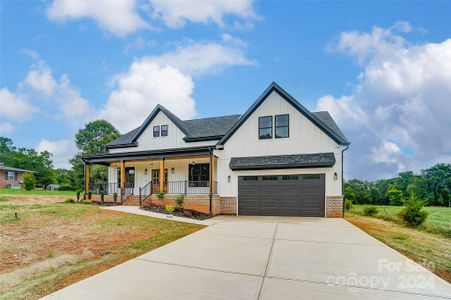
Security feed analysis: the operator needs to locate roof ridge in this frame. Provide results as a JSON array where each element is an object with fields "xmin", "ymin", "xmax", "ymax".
[{"xmin": 182, "ymin": 114, "xmax": 241, "ymax": 122}]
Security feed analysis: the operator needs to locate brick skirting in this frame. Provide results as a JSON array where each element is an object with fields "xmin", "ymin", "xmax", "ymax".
[
  {"xmin": 326, "ymin": 196, "xmax": 344, "ymax": 218},
  {"xmin": 220, "ymin": 197, "xmax": 237, "ymax": 215}
]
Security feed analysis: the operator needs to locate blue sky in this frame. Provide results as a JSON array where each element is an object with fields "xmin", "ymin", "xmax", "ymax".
[{"xmin": 1, "ymin": 0, "xmax": 450, "ymax": 179}]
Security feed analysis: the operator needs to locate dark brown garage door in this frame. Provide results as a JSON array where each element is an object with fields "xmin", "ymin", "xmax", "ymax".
[{"xmin": 238, "ymin": 174, "xmax": 325, "ymax": 217}]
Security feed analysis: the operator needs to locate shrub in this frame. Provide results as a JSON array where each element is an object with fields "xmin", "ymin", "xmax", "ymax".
[
  {"xmin": 401, "ymin": 196, "xmax": 428, "ymax": 227},
  {"xmin": 100, "ymin": 192, "xmax": 105, "ymax": 204},
  {"xmin": 363, "ymin": 206, "xmax": 378, "ymax": 216},
  {"xmin": 175, "ymin": 194, "xmax": 185, "ymax": 209},
  {"xmin": 157, "ymin": 191, "xmax": 166, "ymax": 203},
  {"xmin": 23, "ymin": 172, "xmax": 36, "ymax": 191},
  {"xmin": 76, "ymin": 191, "xmax": 81, "ymax": 202},
  {"xmin": 82, "ymin": 199, "xmax": 92, "ymax": 204},
  {"xmin": 165, "ymin": 204, "xmax": 174, "ymax": 214},
  {"xmin": 345, "ymin": 199, "xmax": 353, "ymax": 211},
  {"xmin": 113, "ymin": 192, "xmax": 118, "ymax": 203},
  {"xmin": 58, "ymin": 183, "xmax": 73, "ymax": 191},
  {"xmin": 87, "ymin": 191, "xmax": 92, "ymax": 200},
  {"xmin": 64, "ymin": 198, "xmax": 75, "ymax": 203}
]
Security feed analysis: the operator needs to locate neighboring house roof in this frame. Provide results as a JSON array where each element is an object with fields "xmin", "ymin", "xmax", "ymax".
[
  {"xmin": 219, "ymin": 82, "xmax": 350, "ymax": 146},
  {"xmin": 0, "ymin": 164, "xmax": 35, "ymax": 173},
  {"xmin": 229, "ymin": 153, "xmax": 336, "ymax": 170},
  {"xmin": 106, "ymin": 82, "xmax": 349, "ymax": 149}
]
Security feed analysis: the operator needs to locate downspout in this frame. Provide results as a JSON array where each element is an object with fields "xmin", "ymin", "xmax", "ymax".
[
  {"xmin": 208, "ymin": 147, "xmax": 214, "ymax": 215},
  {"xmin": 341, "ymin": 145, "xmax": 349, "ymax": 216}
]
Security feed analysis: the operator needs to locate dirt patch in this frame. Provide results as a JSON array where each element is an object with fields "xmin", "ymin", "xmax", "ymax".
[{"xmin": 0, "ymin": 194, "xmax": 68, "ymax": 205}]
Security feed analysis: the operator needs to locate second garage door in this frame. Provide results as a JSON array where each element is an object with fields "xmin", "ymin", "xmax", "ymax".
[{"xmin": 238, "ymin": 174, "xmax": 325, "ymax": 217}]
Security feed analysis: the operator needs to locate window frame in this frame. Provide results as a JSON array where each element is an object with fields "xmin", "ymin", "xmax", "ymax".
[
  {"xmin": 188, "ymin": 163, "xmax": 210, "ymax": 187},
  {"xmin": 7, "ymin": 171, "xmax": 16, "ymax": 181},
  {"xmin": 275, "ymin": 114, "xmax": 289, "ymax": 139},
  {"xmin": 153, "ymin": 125, "xmax": 160, "ymax": 138},
  {"xmin": 258, "ymin": 116, "xmax": 273, "ymax": 140},
  {"xmin": 161, "ymin": 124, "xmax": 168, "ymax": 137}
]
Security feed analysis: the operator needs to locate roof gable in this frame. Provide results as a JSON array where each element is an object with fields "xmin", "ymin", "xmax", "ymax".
[{"xmin": 218, "ymin": 82, "xmax": 350, "ymax": 146}]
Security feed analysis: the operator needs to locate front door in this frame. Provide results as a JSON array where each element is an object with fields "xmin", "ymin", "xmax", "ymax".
[{"xmin": 151, "ymin": 169, "xmax": 168, "ymax": 193}]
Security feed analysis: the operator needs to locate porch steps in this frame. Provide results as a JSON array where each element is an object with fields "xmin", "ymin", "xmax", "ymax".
[{"xmin": 123, "ymin": 195, "xmax": 141, "ymax": 206}]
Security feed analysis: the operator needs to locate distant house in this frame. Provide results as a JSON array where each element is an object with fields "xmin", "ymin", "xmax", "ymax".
[
  {"xmin": 46, "ymin": 184, "xmax": 60, "ymax": 191},
  {"xmin": 0, "ymin": 163, "xmax": 34, "ymax": 189}
]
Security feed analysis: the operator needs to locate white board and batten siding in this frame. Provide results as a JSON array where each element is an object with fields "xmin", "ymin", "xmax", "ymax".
[
  {"xmin": 108, "ymin": 111, "xmax": 217, "ymax": 154},
  {"xmin": 215, "ymin": 90, "xmax": 345, "ymax": 198}
]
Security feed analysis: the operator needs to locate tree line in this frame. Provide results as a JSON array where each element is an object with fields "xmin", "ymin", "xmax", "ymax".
[
  {"xmin": 345, "ymin": 164, "xmax": 451, "ymax": 206},
  {"xmin": 0, "ymin": 120, "xmax": 120, "ymax": 191}
]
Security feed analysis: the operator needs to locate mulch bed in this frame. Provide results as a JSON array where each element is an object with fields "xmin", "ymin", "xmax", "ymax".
[{"xmin": 140, "ymin": 204, "xmax": 212, "ymax": 220}]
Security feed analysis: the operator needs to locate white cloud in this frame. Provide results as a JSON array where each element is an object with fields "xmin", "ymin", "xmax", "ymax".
[
  {"xmin": 24, "ymin": 62, "xmax": 57, "ymax": 96},
  {"xmin": 100, "ymin": 62, "xmax": 196, "ymax": 132},
  {"xmin": 36, "ymin": 139, "xmax": 77, "ymax": 169},
  {"xmin": 318, "ymin": 23, "xmax": 451, "ymax": 180},
  {"xmin": 148, "ymin": 0, "xmax": 256, "ymax": 28},
  {"xmin": 145, "ymin": 40, "xmax": 255, "ymax": 76},
  {"xmin": 0, "ymin": 88, "xmax": 38, "ymax": 122},
  {"xmin": 0, "ymin": 122, "xmax": 14, "ymax": 135},
  {"xmin": 47, "ymin": 0, "xmax": 149, "ymax": 36}
]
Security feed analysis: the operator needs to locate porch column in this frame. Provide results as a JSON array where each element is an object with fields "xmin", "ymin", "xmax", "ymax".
[
  {"xmin": 84, "ymin": 162, "xmax": 90, "ymax": 196},
  {"xmin": 120, "ymin": 160, "xmax": 126, "ymax": 192},
  {"xmin": 159, "ymin": 158, "xmax": 165, "ymax": 192}
]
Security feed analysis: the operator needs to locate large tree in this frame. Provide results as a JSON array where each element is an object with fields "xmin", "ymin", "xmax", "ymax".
[{"xmin": 71, "ymin": 120, "xmax": 120, "ymax": 191}]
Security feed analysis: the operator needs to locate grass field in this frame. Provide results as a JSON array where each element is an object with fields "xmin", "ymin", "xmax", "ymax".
[
  {"xmin": 348, "ymin": 204, "xmax": 451, "ymax": 238},
  {"xmin": 0, "ymin": 196, "xmax": 204, "ymax": 300},
  {"xmin": 0, "ymin": 188, "xmax": 77, "ymax": 197},
  {"xmin": 345, "ymin": 205, "xmax": 451, "ymax": 283}
]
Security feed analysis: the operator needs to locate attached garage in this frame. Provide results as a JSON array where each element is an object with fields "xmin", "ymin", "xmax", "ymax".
[{"xmin": 238, "ymin": 174, "xmax": 325, "ymax": 217}]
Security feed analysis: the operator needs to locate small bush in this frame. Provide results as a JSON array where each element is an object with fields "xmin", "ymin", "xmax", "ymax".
[
  {"xmin": 64, "ymin": 198, "xmax": 75, "ymax": 203},
  {"xmin": 345, "ymin": 199, "xmax": 353, "ymax": 211},
  {"xmin": 87, "ymin": 191, "xmax": 92, "ymax": 200},
  {"xmin": 157, "ymin": 191, "xmax": 166, "ymax": 202},
  {"xmin": 82, "ymin": 199, "xmax": 92, "ymax": 204},
  {"xmin": 113, "ymin": 192, "xmax": 118, "ymax": 203},
  {"xmin": 100, "ymin": 192, "xmax": 105, "ymax": 204},
  {"xmin": 76, "ymin": 191, "xmax": 81, "ymax": 202},
  {"xmin": 363, "ymin": 206, "xmax": 378, "ymax": 216},
  {"xmin": 58, "ymin": 183, "xmax": 73, "ymax": 191},
  {"xmin": 23, "ymin": 172, "xmax": 36, "ymax": 191},
  {"xmin": 401, "ymin": 196, "xmax": 428, "ymax": 227},
  {"xmin": 175, "ymin": 194, "xmax": 185, "ymax": 209},
  {"xmin": 165, "ymin": 204, "xmax": 174, "ymax": 214}
]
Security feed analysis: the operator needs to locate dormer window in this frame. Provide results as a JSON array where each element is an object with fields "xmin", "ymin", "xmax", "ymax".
[
  {"xmin": 153, "ymin": 126, "xmax": 160, "ymax": 137},
  {"xmin": 161, "ymin": 125, "xmax": 168, "ymax": 137}
]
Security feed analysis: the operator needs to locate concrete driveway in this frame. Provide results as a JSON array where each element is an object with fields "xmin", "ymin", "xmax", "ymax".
[{"xmin": 44, "ymin": 216, "xmax": 450, "ymax": 300}]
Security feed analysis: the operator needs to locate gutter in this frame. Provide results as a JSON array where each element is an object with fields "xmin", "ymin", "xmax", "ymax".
[{"xmin": 208, "ymin": 146, "xmax": 215, "ymax": 215}]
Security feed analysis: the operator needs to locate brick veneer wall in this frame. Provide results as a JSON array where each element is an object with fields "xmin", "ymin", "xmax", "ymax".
[
  {"xmin": 0, "ymin": 170, "xmax": 24, "ymax": 188},
  {"xmin": 326, "ymin": 196, "xmax": 344, "ymax": 218},
  {"xmin": 220, "ymin": 197, "xmax": 237, "ymax": 215}
]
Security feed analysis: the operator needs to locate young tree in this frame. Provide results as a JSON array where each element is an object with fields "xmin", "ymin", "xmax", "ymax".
[
  {"xmin": 386, "ymin": 187, "xmax": 404, "ymax": 205},
  {"xmin": 23, "ymin": 172, "xmax": 36, "ymax": 190}
]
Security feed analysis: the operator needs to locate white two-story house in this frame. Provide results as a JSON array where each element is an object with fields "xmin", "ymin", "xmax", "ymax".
[{"xmin": 83, "ymin": 82, "xmax": 350, "ymax": 217}]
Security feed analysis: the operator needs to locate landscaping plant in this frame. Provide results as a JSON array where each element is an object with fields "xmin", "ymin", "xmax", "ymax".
[
  {"xmin": 165, "ymin": 204, "xmax": 175, "ymax": 214},
  {"xmin": 401, "ymin": 196, "xmax": 429, "ymax": 227},
  {"xmin": 76, "ymin": 190, "xmax": 81, "ymax": 202},
  {"xmin": 175, "ymin": 194, "xmax": 185, "ymax": 210},
  {"xmin": 363, "ymin": 206, "xmax": 378, "ymax": 216},
  {"xmin": 345, "ymin": 199, "xmax": 353, "ymax": 211},
  {"xmin": 64, "ymin": 198, "xmax": 75, "ymax": 203},
  {"xmin": 113, "ymin": 192, "xmax": 118, "ymax": 203},
  {"xmin": 23, "ymin": 172, "xmax": 36, "ymax": 191},
  {"xmin": 100, "ymin": 192, "xmax": 104, "ymax": 204},
  {"xmin": 157, "ymin": 191, "xmax": 166, "ymax": 204},
  {"xmin": 87, "ymin": 191, "xmax": 92, "ymax": 200}
]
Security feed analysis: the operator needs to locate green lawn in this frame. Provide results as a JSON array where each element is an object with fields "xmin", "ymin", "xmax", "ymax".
[
  {"xmin": 347, "ymin": 204, "xmax": 451, "ymax": 238},
  {"xmin": 0, "ymin": 188, "xmax": 77, "ymax": 196},
  {"xmin": 0, "ymin": 201, "xmax": 204, "ymax": 299}
]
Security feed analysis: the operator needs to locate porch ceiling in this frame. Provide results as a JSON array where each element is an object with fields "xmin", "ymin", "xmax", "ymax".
[{"xmin": 83, "ymin": 146, "xmax": 213, "ymax": 165}]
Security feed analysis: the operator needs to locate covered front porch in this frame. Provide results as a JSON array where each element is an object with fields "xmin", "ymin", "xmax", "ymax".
[{"xmin": 83, "ymin": 146, "xmax": 218, "ymax": 212}]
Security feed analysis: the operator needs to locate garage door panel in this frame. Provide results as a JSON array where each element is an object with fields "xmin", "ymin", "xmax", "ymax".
[{"xmin": 238, "ymin": 174, "xmax": 325, "ymax": 217}]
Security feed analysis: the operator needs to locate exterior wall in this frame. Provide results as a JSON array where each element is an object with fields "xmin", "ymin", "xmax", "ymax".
[
  {"xmin": 0, "ymin": 170, "xmax": 24, "ymax": 188},
  {"xmin": 108, "ymin": 157, "xmax": 216, "ymax": 195},
  {"xmin": 220, "ymin": 197, "xmax": 237, "ymax": 215},
  {"xmin": 108, "ymin": 111, "xmax": 217, "ymax": 154},
  {"xmin": 215, "ymin": 90, "xmax": 344, "ymax": 198},
  {"xmin": 326, "ymin": 196, "xmax": 344, "ymax": 218}
]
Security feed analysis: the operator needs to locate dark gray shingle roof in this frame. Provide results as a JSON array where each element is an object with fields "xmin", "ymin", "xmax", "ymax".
[
  {"xmin": 0, "ymin": 164, "xmax": 35, "ymax": 173},
  {"xmin": 182, "ymin": 115, "xmax": 241, "ymax": 138},
  {"xmin": 312, "ymin": 111, "xmax": 349, "ymax": 144},
  {"xmin": 229, "ymin": 153, "xmax": 336, "ymax": 170}
]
